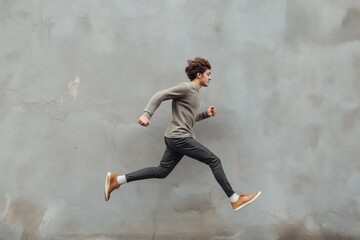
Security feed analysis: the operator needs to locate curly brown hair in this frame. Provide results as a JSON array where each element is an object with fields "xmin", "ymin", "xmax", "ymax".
[{"xmin": 185, "ymin": 57, "xmax": 211, "ymax": 81}]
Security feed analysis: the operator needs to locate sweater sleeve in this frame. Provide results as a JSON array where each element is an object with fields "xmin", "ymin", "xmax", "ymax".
[
  {"xmin": 142, "ymin": 83, "xmax": 188, "ymax": 119},
  {"xmin": 195, "ymin": 111, "xmax": 210, "ymax": 122}
]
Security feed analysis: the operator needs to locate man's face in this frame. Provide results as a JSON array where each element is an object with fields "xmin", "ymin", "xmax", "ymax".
[{"xmin": 198, "ymin": 69, "xmax": 212, "ymax": 87}]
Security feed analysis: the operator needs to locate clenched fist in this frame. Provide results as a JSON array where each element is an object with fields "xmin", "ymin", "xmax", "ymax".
[
  {"xmin": 138, "ymin": 116, "xmax": 150, "ymax": 127},
  {"xmin": 207, "ymin": 106, "xmax": 217, "ymax": 117}
]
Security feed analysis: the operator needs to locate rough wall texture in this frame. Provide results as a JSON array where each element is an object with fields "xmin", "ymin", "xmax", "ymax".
[{"xmin": 1, "ymin": 0, "xmax": 360, "ymax": 239}]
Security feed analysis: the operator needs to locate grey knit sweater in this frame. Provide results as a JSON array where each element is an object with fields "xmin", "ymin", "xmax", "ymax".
[{"xmin": 142, "ymin": 82, "xmax": 210, "ymax": 138}]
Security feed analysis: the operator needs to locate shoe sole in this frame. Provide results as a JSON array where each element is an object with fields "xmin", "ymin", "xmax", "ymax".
[
  {"xmin": 104, "ymin": 172, "xmax": 111, "ymax": 201},
  {"xmin": 233, "ymin": 191, "xmax": 261, "ymax": 212}
]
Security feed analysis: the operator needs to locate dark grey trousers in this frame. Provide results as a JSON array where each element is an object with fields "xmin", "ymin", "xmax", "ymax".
[{"xmin": 126, "ymin": 137, "xmax": 235, "ymax": 197}]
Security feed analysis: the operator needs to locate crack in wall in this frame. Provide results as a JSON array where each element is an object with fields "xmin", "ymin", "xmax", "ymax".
[
  {"xmin": 152, "ymin": 226, "xmax": 157, "ymax": 240},
  {"xmin": 3, "ymin": 76, "xmax": 81, "ymax": 122}
]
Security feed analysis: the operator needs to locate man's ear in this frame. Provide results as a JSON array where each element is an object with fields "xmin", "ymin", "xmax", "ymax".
[{"xmin": 196, "ymin": 72, "xmax": 203, "ymax": 79}]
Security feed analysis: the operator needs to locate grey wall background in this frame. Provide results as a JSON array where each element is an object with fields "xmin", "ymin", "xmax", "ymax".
[{"xmin": 1, "ymin": 0, "xmax": 360, "ymax": 239}]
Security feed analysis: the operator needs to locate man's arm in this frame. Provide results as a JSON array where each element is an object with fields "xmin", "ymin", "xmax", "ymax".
[
  {"xmin": 138, "ymin": 83, "xmax": 188, "ymax": 127},
  {"xmin": 196, "ymin": 106, "xmax": 216, "ymax": 121}
]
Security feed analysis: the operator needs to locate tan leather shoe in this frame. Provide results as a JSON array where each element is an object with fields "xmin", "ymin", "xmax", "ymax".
[
  {"xmin": 231, "ymin": 191, "xmax": 261, "ymax": 212},
  {"xmin": 104, "ymin": 172, "xmax": 120, "ymax": 201}
]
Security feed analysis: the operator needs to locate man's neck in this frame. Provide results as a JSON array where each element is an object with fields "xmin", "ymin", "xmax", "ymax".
[{"xmin": 191, "ymin": 79, "xmax": 202, "ymax": 90}]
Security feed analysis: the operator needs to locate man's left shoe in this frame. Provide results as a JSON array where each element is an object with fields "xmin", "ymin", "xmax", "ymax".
[
  {"xmin": 104, "ymin": 172, "xmax": 120, "ymax": 201},
  {"xmin": 231, "ymin": 191, "xmax": 261, "ymax": 212}
]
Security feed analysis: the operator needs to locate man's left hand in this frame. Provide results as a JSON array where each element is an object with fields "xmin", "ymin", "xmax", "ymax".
[{"xmin": 207, "ymin": 106, "xmax": 216, "ymax": 117}]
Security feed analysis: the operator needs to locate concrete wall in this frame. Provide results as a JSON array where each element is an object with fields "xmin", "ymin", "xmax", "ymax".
[{"xmin": 1, "ymin": 0, "xmax": 360, "ymax": 239}]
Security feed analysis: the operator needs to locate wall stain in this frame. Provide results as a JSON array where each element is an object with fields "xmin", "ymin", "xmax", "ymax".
[
  {"xmin": 1, "ymin": 197, "xmax": 45, "ymax": 240},
  {"xmin": 173, "ymin": 194, "xmax": 215, "ymax": 214}
]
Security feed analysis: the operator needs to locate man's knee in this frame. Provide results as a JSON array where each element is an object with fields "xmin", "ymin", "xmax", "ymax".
[
  {"xmin": 155, "ymin": 166, "xmax": 171, "ymax": 179},
  {"xmin": 206, "ymin": 155, "xmax": 222, "ymax": 169}
]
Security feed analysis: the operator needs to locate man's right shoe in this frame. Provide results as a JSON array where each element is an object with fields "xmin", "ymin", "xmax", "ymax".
[
  {"xmin": 104, "ymin": 172, "xmax": 120, "ymax": 201},
  {"xmin": 231, "ymin": 191, "xmax": 261, "ymax": 212}
]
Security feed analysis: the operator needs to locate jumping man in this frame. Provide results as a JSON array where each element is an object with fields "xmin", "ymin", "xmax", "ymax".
[{"xmin": 104, "ymin": 57, "xmax": 261, "ymax": 212}]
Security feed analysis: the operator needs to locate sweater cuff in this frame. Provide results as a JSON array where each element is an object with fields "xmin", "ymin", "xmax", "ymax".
[
  {"xmin": 204, "ymin": 111, "xmax": 210, "ymax": 119},
  {"xmin": 196, "ymin": 111, "xmax": 210, "ymax": 121},
  {"xmin": 142, "ymin": 111, "xmax": 151, "ymax": 119}
]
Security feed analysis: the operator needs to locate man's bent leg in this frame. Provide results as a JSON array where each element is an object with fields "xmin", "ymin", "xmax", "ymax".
[{"xmin": 165, "ymin": 137, "xmax": 235, "ymax": 197}]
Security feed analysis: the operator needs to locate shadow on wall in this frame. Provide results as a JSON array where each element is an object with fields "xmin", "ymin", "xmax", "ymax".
[
  {"xmin": 286, "ymin": 2, "xmax": 360, "ymax": 44},
  {"xmin": 278, "ymin": 222, "xmax": 360, "ymax": 240}
]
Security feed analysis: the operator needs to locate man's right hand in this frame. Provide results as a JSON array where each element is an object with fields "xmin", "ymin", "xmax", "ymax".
[{"xmin": 138, "ymin": 116, "xmax": 150, "ymax": 127}]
